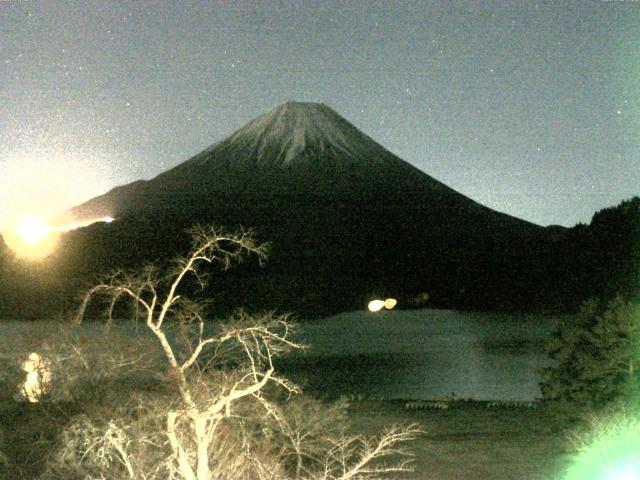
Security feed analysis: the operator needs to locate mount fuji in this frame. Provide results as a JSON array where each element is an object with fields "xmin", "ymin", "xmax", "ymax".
[
  {"xmin": 45, "ymin": 102, "xmax": 551, "ymax": 316},
  {"xmin": 59, "ymin": 102, "xmax": 534, "ymax": 228}
]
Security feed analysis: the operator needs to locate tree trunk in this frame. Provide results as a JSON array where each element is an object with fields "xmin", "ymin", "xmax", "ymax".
[
  {"xmin": 167, "ymin": 412, "xmax": 197, "ymax": 480},
  {"xmin": 195, "ymin": 415, "xmax": 210, "ymax": 480}
]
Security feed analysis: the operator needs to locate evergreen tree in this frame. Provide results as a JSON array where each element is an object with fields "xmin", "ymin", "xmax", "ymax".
[{"xmin": 540, "ymin": 295, "xmax": 640, "ymax": 408}]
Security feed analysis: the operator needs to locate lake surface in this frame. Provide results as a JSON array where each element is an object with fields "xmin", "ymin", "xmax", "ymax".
[
  {"xmin": 277, "ymin": 309, "xmax": 562, "ymax": 401},
  {"xmin": 1, "ymin": 308, "xmax": 564, "ymax": 402}
]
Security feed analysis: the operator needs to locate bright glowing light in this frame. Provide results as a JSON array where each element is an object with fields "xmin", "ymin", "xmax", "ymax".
[
  {"xmin": 21, "ymin": 352, "xmax": 52, "ymax": 403},
  {"xmin": 2, "ymin": 218, "xmax": 59, "ymax": 260},
  {"xmin": 57, "ymin": 215, "xmax": 116, "ymax": 231},
  {"xmin": 604, "ymin": 463, "xmax": 640, "ymax": 480},
  {"xmin": 563, "ymin": 415, "xmax": 640, "ymax": 480},
  {"xmin": 2, "ymin": 216, "xmax": 115, "ymax": 260},
  {"xmin": 368, "ymin": 300, "xmax": 385, "ymax": 312},
  {"xmin": 0, "ymin": 150, "xmax": 115, "ymax": 231},
  {"xmin": 16, "ymin": 218, "xmax": 49, "ymax": 245},
  {"xmin": 368, "ymin": 298, "xmax": 398, "ymax": 312},
  {"xmin": 384, "ymin": 298, "xmax": 398, "ymax": 309},
  {"xmin": 2, "ymin": 215, "xmax": 114, "ymax": 260},
  {"xmin": 603, "ymin": 464, "xmax": 640, "ymax": 480}
]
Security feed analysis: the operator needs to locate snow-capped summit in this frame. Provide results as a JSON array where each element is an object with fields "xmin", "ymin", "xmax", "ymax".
[
  {"xmin": 170, "ymin": 101, "xmax": 408, "ymax": 172},
  {"xmin": 145, "ymin": 100, "xmax": 462, "ymax": 204},
  {"xmin": 211, "ymin": 101, "xmax": 386, "ymax": 166}
]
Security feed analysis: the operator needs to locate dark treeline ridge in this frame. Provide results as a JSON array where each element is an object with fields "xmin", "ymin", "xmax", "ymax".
[{"xmin": 0, "ymin": 196, "xmax": 638, "ymax": 321}]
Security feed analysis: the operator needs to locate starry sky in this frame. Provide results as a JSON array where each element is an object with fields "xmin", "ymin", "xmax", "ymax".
[{"xmin": 1, "ymin": 0, "xmax": 638, "ymax": 229}]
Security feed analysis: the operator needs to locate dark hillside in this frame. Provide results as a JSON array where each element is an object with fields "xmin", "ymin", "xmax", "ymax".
[{"xmin": 0, "ymin": 103, "xmax": 636, "ymax": 319}]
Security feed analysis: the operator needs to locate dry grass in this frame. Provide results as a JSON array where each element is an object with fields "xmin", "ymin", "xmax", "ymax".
[
  {"xmin": 345, "ymin": 400, "xmax": 577, "ymax": 480},
  {"xmin": 0, "ymin": 385, "xmax": 579, "ymax": 480},
  {"xmin": 0, "ymin": 319, "xmax": 578, "ymax": 480}
]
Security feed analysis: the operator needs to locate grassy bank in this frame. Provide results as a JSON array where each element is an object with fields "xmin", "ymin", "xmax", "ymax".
[
  {"xmin": 1, "ymin": 396, "xmax": 579, "ymax": 479},
  {"xmin": 346, "ymin": 399, "xmax": 576, "ymax": 480}
]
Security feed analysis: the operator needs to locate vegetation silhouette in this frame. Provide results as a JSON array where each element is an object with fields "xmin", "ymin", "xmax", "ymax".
[{"xmin": 2, "ymin": 196, "xmax": 638, "ymax": 320}]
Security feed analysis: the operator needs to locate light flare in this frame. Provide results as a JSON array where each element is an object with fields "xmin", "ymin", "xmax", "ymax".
[
  {"xmin": 2, "ymin": 215, "xmax": 115, "ymax": 260},
  {"xmin": 604, "ymin": 463, "xmax": 640, "ymax": 480},
  {"xmin": 21, "ymin": 352, "xmax": 52, "ymax": 403},
  {"xmin": 368, "ymin": 300, "xmax": 385, "ymax": 312},
  {"xmin": 16, "ymin": 218, "xmax": 49, "ymax": 245},
  {"xmin": 563, "ymin": 415, "xmax": 640, "ymax": 480}
]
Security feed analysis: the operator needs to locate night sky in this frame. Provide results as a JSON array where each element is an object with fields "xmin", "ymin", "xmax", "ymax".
[{"xmin": 1, "ymin": 0, "xmax": 638, "ymax": 229}]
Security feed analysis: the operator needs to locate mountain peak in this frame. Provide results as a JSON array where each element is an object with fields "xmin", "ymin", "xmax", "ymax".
[
  {"xmin": 274, "ymin": 100, "xmax": 331, "ymax": 113},
  {"xmin": 184, "ymin": 101, "xmax": 389, "ymax": 169}
]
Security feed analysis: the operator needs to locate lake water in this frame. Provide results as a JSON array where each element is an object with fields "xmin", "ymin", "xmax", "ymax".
[
  {"xmin": 277, "ymin": 309, "xmax": 562, "ymax": 401},
  {"xmin": 1, "ymin": 308, "xmax": 563, "ymax": 402}
]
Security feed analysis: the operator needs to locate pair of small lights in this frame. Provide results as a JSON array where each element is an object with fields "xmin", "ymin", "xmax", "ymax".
[{"xmin": 367, "ymin": 298, "xmax": 397, "ymax": 312}]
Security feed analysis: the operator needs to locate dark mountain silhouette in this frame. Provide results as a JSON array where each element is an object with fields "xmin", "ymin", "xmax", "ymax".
[
  {"xmin": 2, "ymin": 102, "xmax": 636, "ymax": 319},
  {"xmin": 58, "ymin": 102, "xmax": 533, "ymax": 230},
  {"xmin": 45, "ymin": 102, "xmax": 546, "ymax": 314}
]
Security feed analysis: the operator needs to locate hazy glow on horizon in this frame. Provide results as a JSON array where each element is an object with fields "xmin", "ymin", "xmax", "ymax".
[
  {"xmin": 0, "ymin": 151, "xmax": 116, "ymax": 231},
  {"xmin": 3, "ymin": 216, "xmax": 115, "ymax": 260},
  {"xmin": 3, "ymin": 223, "xmax": 61, "ymax": 260},
  {"xmin": 15, "ymin": 218, "xmax": 49, "ymax": 245}
]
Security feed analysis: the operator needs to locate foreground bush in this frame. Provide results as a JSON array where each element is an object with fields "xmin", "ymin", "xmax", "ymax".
[
  {"xmin": 0, "ymin": 320, "xmax": 163, "ymax": 478},
  {"xmin": 540, "ymin": 295, "xmax": 640, "ymax": 409}
]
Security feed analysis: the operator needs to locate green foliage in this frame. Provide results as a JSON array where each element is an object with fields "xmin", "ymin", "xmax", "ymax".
[{"xmin": 540, "ymin": 295, "xmax": 640, "ymax": 408}]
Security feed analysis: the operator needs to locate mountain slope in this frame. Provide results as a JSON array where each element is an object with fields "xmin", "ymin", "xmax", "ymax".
[
  {"xmin": 59, "ymin": 102, "xmax": 534, "ymax": 231},
  {"xmin": 44, "ymin": 101, "xmax": 552, "ymax": 316}
]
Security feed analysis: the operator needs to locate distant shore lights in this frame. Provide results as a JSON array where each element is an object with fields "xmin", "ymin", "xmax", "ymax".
[{"xmin": 367, "ymin": 298, "xmax": 398, "ymax": 312}]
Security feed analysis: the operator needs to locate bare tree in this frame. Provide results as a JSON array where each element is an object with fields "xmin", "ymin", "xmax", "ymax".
[
  {"xmin": 75, "ymin": 226, "xmax": 298, "ymax": 480},
  {"xmin": 275, "ymin": 397, "xmax": 420, "ymax": 480},
  {"xmin": 70, "ymin": 225, "xmax": 419, "ymax": 480}
]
